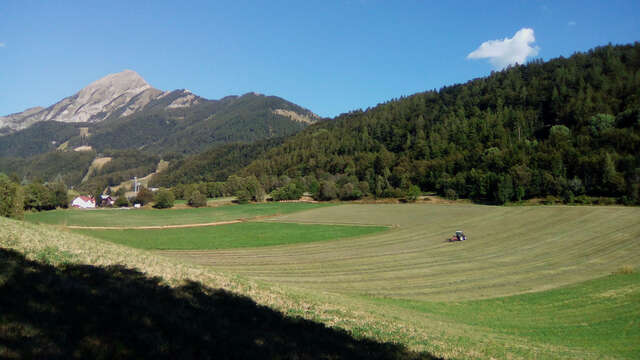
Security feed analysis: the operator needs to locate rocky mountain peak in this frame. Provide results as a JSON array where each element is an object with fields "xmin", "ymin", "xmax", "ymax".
[
  {"xmin": 0, "ymin": 70, "xmax": 161, "ymax": 131},
  {"xmin": 59, "ymin": 70, "xmax": 154, "ymax": 123},
  {"xmin": 0, "ymin": 70, "xmax": 319, "ymax": 140},
  {"xmin": 83, "ymin": 70, "xmax": 150, "ymax": 95}
]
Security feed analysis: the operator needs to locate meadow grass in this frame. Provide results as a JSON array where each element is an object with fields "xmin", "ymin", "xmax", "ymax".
[
  {"xmin": 72, "ymin": 222, "xmax": 387, "ymax": 250},
  {"xmin": 369, "ymin": 272, "xmax": 640, "ymax": 359},
  {"xmin": 173, "ymin": 197, "xmax": 235, "ymax": 206},
  {"xmin": 0, "ymin": 220, "xmax": 431, "ymax": 359},
  {"xmin": 178, "ymin": 204, "xmax": 640, "ymax": 301},
  {"xmin": 25, "ymin": 202, "xmax": 330, "ymax": 227},
  {"xmin": 5, "ymin": 203, "xmax": 640, "ymax": 359}
]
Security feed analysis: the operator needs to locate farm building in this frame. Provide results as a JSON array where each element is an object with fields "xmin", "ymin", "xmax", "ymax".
[
  {"xmin": 71, "ymin": 196, "xmax": 96, "ymax": 209},
  {"xmin": 100, "ymin": 195, "xmax": 115, "ymax": 207}
]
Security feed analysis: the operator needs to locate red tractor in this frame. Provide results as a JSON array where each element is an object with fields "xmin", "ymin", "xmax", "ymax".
[{"xmin": 449, "ymin": 230, "xmax": 467, "ymax": 242}]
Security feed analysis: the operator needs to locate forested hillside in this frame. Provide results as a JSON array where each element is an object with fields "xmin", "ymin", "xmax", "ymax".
[
  {"xmin": 0, "ymin": 151, "xmax": 96, "ymax": 186},
  {"xmin": 77, "ymin": 149, "xmax": 161, "ymax": 192},
  {"xmin": 0, "ymin": 88, "xmax": 320, "ymax": 190},
  {"xmin": 236, "ymin": 44, "xmax": 640, "ymax": 203},
  {"xmin": 0, "ymin": 122, "xmax": 79, "ymax": 157},
  {"xmin": 150, "ymin": 138, "xmax": 285, "ymax": 186},
  {"xmin": 0, "ymin": 149, "xmax": 160, "ymax": 192},
  {"xmin": 0, "ymin": 92, "xmax": 318, "ymax": 158},
  {"xmin": 82, "ymin": 92, "xmax": 316, "ymax": 155}
]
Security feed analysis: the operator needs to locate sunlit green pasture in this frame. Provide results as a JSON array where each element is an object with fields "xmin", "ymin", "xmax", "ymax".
[
  {"xmin": 158, "ymin": 203, "xmax": 640, "ymax": 358},
  {"xmin": 11, "ymin": 202, "xmax": 640, "ymax": 358},
  {"xmin": 173, "ymin": 204, "xmax": 640, "ymax": 301},
  {"xmin": 25, "ymin": 202, "xmax": 330, "ymax": 228},
  {"xmin": 72, "ymin": 222, "xmax": 387, "ymax": 250},
  {"xmin": 370, "ymin": 272, "xmax": 640, "ymax": 359}
]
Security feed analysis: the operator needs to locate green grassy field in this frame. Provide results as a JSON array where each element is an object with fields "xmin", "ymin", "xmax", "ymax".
[
  {"xmin": 157, "ymin": 203, "xmax": 640, "ymax": 358},
  {"xmin": 170, "ymin": 204, "xmax": 640, "ymax": 301},
  {"xmin": 25, "ymin": 202, "xmax": 329, "ymax": 227},
  {"xmin": 5, "ymin": 203, "xmax": 640, "ymax": 359},
  {"xmin": 370, "ymin": 272, "xmax": 640, "ymax": 359},
  {"xmin": 72, "ymin": 222, "xmax": 387, "ymax": 250},
  {"xmin": 0, "ymin": 218, "xmax": 431, "ymax": 360}
]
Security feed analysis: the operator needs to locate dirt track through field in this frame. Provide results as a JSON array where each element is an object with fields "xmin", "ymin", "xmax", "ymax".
[{"xmin": 65, "ymin": 219, "xmax": 244, "ymax": 230}]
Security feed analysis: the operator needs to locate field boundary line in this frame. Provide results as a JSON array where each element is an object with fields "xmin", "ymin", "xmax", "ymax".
[
  {"xmin": 261, "ymin": 219, "xmax": 399, "ymax": 228},
  {"xmin": 65, "ymin": 219, "xmax": 244, "ymax": 230}
]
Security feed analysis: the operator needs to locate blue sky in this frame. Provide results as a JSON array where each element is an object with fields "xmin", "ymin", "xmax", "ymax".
[{"xmin": 1, "ymin": 1, "xmax": 639, "ymax": 118}]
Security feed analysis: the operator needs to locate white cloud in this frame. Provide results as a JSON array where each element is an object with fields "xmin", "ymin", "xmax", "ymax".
[
  {"xmin": 568, "ymin": 21, "xmax": 576, "ymax": 26},
  {"xmin": 0, "ymin": 42, "xmax": 5, "ymax": 48},
  {"xmin": 467, "ymin": 28, "xmax": 539, "ymax": 69}
]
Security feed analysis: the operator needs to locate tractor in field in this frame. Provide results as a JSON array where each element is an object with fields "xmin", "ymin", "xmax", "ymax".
[{"xmin": 448, "ymin": 230, "xmax": 467, "ymax": 242}]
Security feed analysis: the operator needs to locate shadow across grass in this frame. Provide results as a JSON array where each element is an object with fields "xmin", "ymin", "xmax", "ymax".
[{"xmin": 0, "ymin": 248, "xmax": 438, "ymax": 359}]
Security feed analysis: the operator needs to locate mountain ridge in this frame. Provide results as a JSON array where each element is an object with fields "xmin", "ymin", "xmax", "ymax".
[
  {"xmin": 0, "ymin": 70, "xmax": 162, "ymax": 131},
  {"xmin": 0, "ymin": 70, "xmax": 319, "ymax": 135},
  {"xmin": 0, "ymin": 70, "xmax": 320, "ymax": 157}
]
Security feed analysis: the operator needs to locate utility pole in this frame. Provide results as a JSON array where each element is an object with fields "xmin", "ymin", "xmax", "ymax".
[{"xmin": 133, "ymin": 176, "xmax": 139, "ymax": 193}]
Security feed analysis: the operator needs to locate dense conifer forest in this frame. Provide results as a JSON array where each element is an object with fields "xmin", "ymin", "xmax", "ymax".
[
  {"xmin": 151, "ymin": 138, "xmax": 285, "ymax": 186},
  {"xmin": 83, "ymin": 92, "xmax": 315, "ymax": 155},
  {"xmin": 226, "ymin": 43, "xmax": 639, "ymax": 204}
]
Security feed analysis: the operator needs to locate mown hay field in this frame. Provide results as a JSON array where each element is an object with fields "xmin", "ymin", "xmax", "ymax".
[
  {"xmin": 7, "ymin": 203, "xmax": 640, "ymax": 358},
  {"xmin": 164, "ymin": 204, "xmax": 640, "ymax": 301},
  {"xmin": 157, "ymin": 203, "xmax": 640, "ymax": 358}
]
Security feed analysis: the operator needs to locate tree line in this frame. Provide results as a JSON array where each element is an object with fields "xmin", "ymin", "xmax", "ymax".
[
  {"xmin": 0, "ymin": 174, "xmax": 70, "ymax": 219},
  {"xmin": 166, "ymin": 173, "xmax": 420, "ymax": 204},
  {"xmin": 228, "ymin": 43, "xmax": 640, "ymax": 205}
]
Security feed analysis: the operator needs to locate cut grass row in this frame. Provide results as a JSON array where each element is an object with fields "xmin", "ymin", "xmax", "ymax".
[
  {"xmin": 26, "ymin": 202, "xmax": 330, "ymax": 228},
  {"xmin": 157, "ymin": 203, "xmax": 639, "ymax": 358},
  {"xmin": 72, "ymin": 222, "xmax": 388, "ymax": 250},
  {"xmin": 165, "ymin": 204, "xmax": 640, "ymax": 302},
  {"xmin": 3, "ymin": 202, "xmax": 640, "ymax": 359}
]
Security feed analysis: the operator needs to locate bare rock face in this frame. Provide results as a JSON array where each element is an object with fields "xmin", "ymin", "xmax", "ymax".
[
  {"xmin": 272, "ymin": 108, "xmax": 320, "ymax": 125},
  {"xmin": 50, "ymin": 69, "xmax": 153, "ymax": 123},
  {"xmin": 166, "ymin": 89, "xmax": 200, "ymax": 109},
  {"xmin": 0, "ymin": 70, "xmax": 161, "ymax": 131}
]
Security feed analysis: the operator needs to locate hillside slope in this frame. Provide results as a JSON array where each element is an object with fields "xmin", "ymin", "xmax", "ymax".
[
  {"xmin": 0, "ymin": 121, "xmax": 80, "ymax": 157},
  {"xmin": 3, "ymin": 205, "xmax": 639, "ymax": 359},
  {"xmin": 0, "ymin": 217, "xmax": 436, "ymax": 359},
  {"xmin": 150, "ymin": 137, "xmax": 285, "ymax": 186},
  {"xmin": 0, "ymin": 148, "xmax": 160, "ymax": 191},
  {"xmin": 84, "ymin": 91, "xmax": 319, "ymax": 155},
  {"xmin": 238, "ymin": 43, "xmax": 640, "ymax": 203}
]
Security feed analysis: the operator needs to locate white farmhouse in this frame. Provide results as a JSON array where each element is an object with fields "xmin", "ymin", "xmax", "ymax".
[{"xmin": 71, "ymin": 196, "xmax": 96, "ymax": 209}]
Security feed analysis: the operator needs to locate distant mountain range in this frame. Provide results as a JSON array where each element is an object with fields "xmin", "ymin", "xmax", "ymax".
[{"xmin": 0, "ymin": 70, "xmax": 320, "ymax": 157}]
